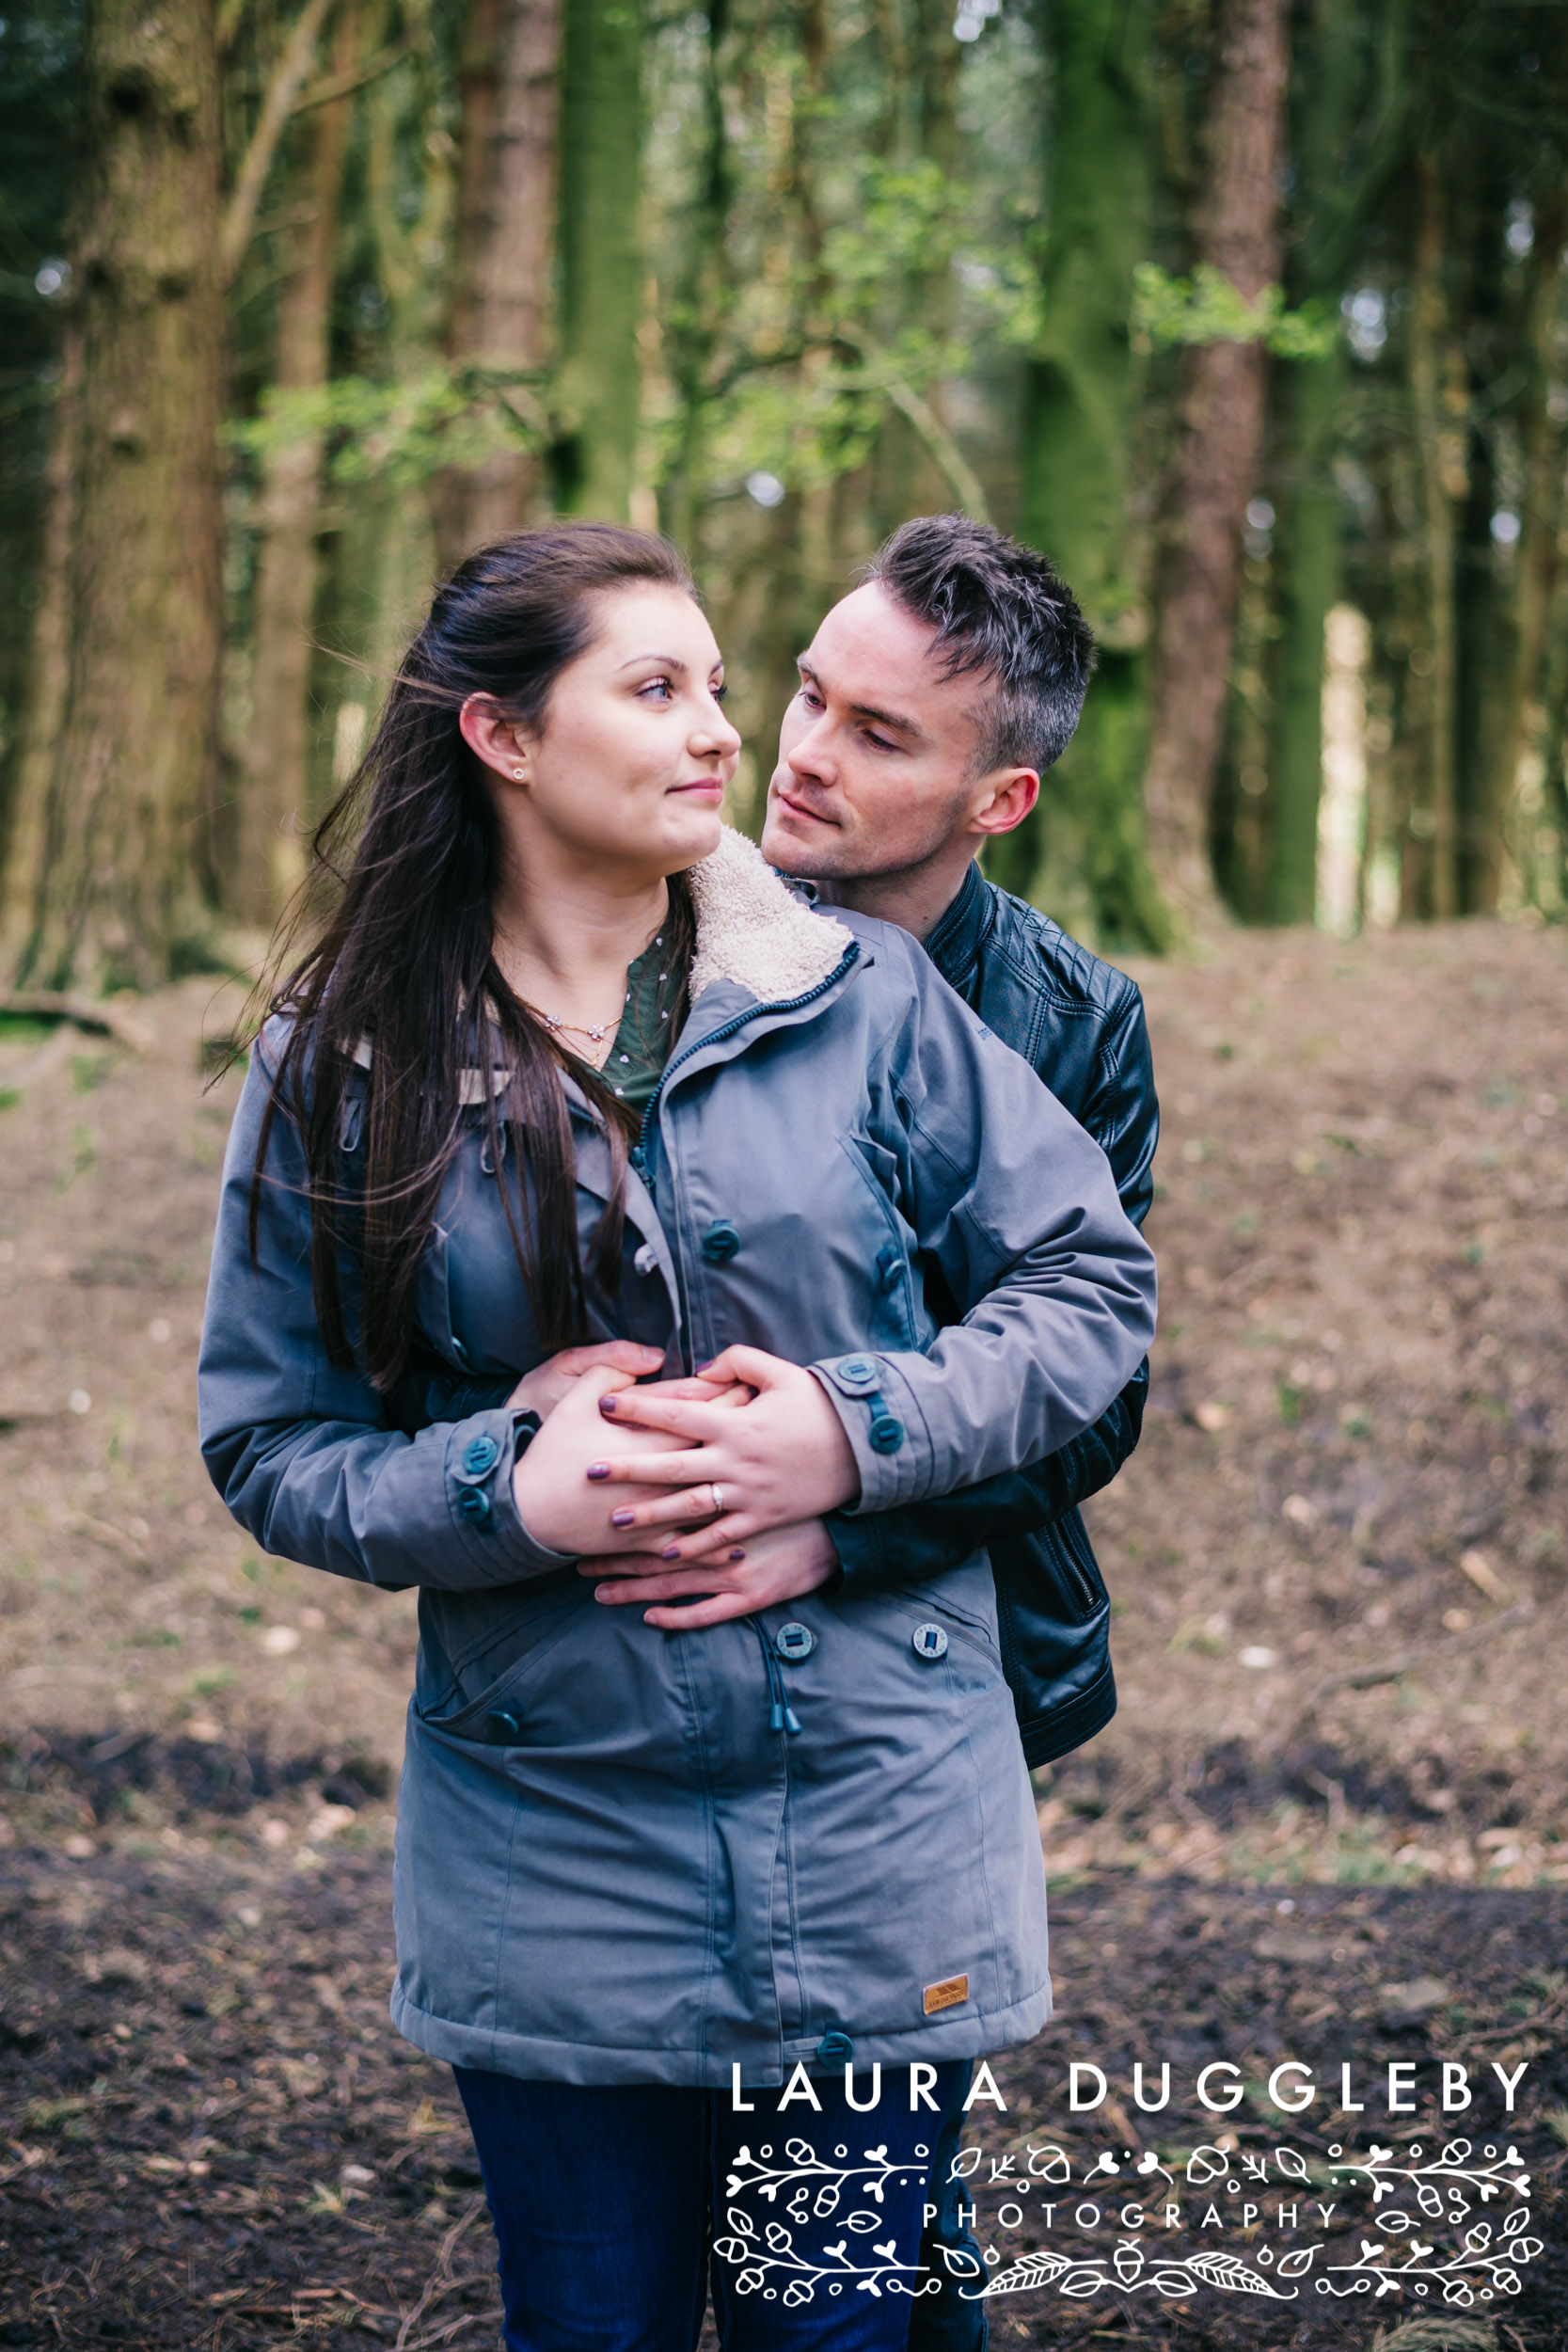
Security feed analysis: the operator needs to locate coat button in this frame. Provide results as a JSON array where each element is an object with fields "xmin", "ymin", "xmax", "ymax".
[
  {"xmin": 700, "ymin": 1219, "xmax": 741, "ymax": 1263},
  {"xmin": 869, "ymin": 1413, "xmax": 905, "ymax": 1453},
  {"xmin": 816, "ymin": 2030, "xmax": 854, "ymax": 2067},
  {"xmin": 487, "ymin": 1708, "xmax": 520, "ymax": 1738},
  {"xmin": 876, "ymin": 1245, "xmax": 905, "ymax": 1292},
  {"xmin": 833, "ymin": 1355, "xmax": 878, "ymax": 1391},
  {"xmin": 911, "ymin": 1623, "xmax": 948, "ymax": 1661},
  {"xmin": 456, "ymin": 1486, "xmax": 492, "ymax": 1527},
  {"xmin": 774, "ymin": 1621, "xmax": 816, "ymax": 1661},
  {"xmin": 462, "ymin": 1434, "xmax": 499, "ymax": 1477}
]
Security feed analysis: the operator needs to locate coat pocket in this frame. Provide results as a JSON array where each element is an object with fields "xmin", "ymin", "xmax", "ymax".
[
  {"xmin": 416, "ymin": 1574, "xmax": 589, "ymax": 1736},
  {"xmin": 884, "ymin": 1581, "xmax": 1006, "ymax": 1677},
  {"xmin": 838, "ymin": 1135, "xmax": 922, "ymax": 1350}
]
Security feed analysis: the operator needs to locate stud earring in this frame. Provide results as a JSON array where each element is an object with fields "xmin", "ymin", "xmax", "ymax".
[{"xmin": 512, "ymin": 766, "xmax": 525, "ymax": 780}]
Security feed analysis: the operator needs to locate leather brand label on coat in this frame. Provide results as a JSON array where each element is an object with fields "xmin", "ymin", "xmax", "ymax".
[{"xmin": 923, "ymin": 1973, "xmax": 969, "ymax": 2015}]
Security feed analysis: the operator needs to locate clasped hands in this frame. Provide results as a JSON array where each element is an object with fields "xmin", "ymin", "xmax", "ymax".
[{"xmin": 507, "ymin": 1342, "xmax": 861, "ymax": 1629}]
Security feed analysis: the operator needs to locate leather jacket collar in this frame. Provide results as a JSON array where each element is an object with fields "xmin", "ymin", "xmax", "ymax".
[{"xmin": 923, "ymin": 858, "xmax": 992, "ymax": 994}]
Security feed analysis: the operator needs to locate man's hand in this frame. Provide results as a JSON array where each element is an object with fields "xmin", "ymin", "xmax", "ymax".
[
  {"xmin": 586, "ymin": 1345, "xmax": 861, "ymax": 1559},
  {"xmin": 584, "ymin": 1518, "xmax": 840, "ymax": 1630},
  {"xmin": 506, "ymin": 1342, "xmax": 666, "ymax": 1422}
]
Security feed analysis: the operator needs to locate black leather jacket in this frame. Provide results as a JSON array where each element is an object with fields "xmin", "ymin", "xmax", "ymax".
[{"xmin": 825, "ymin": 859, "xmax": 1159, "ymax": 1767}]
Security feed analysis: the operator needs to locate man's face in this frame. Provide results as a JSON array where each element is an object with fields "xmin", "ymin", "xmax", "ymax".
[{"xmin": 761, "ymin": 582, "xmax": 995, "ymax": 881}]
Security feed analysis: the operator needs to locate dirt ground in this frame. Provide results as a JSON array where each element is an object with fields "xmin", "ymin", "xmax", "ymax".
[{"xmin": 2, "ymin": 917, "xmax": 1566, "ymax": 2347}]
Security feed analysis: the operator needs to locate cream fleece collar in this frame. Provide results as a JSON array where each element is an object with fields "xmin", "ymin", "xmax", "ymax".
[
  {"xmin": 688, "ymin": 825, "xmax": 849, "ymax": 1005},
  {"xmin": 346, "ymin": 827, "xmax": 848, "ymax": 1097}
]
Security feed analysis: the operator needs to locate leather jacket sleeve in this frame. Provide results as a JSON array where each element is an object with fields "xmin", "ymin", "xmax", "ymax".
[
  {"xmin": 828, "ymin": 1361, "xmax": 1146, "ymax": 1588},
  {"xmin": 1082, "ymin": 978, "xmax": 1160, "ymax": 1231},
  {"xmin": 829, "ymin": 954, "xmax": 1157, "ymax": 1590}
]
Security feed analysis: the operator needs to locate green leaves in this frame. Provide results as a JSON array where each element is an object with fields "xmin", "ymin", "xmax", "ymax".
[
  {"xmin": 225, "ymin": 364, "xmax": 552, "ymax": 490},
  {"xmin": 1131, "ymin": 262, "xmax": 1338, "ymax": 360}
]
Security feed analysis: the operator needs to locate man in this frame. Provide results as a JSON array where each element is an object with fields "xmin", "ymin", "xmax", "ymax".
[
  {"xmin": 594, "ymin": 515, "xmax": 1158, "ymax": 2346},
  {"xmin": 603, "ymin": 515, "xmax": 1157, "ymax": 1770}
]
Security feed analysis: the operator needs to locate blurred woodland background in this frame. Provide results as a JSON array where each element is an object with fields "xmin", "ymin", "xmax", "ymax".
[
  {"xmin": 3, "ymin": 0, "xmax": 1568, "ymax": 988},
  {"xmin": 5, "ymin": 10, "xmax": 1568, "ymax": 2337}
]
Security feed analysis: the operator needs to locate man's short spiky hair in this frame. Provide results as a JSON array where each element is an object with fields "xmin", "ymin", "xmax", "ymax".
[{"xmin": 862, "ymin": 514, "xmax": 1096, "ymax": 777}]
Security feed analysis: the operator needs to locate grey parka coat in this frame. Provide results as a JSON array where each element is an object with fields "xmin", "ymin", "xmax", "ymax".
[{"xmin": 198, "ymin": 830, "xmax": 1157, "ymax": 2089}]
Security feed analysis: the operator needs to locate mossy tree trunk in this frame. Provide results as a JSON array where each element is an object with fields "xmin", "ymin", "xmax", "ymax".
[
  {"xmin": 1406, "ymin": 151, "xmax": 1460, "ymax": 919},
  {"xmin": 234, "ymin": 1, "xmax": 359, "ymax": 930},
  {"xmin": 555, "ymin": 0, "xmax": 642, "ymax": 520},
  {"xmin": 1141, "ymin": 0, "xmax": 1290, "ymax": 934},
  {"xmin": 998, "ymin": 0, "xmax": 1165, "ymax": 949},
  {"xmin": 1261, "ymin": 0, "xmax": 1359, "ymax": 927},
  {"xmin": 1490, "ymin": 190, "xmax": 1568, "ymax": 906},
  {"xmin": 3, "ymin": 0, "xmax": 225, "ymax": 990},
  {"xmin": 435, "ymin": 0, "xmax": 562, "ymax": 567},
  {"xmin": 657, "ymin": 0, "xmax": 731, "ymax": 555},
  {"xmin": 0, "ymin": 323, "xmax": 81, "ymax": 961}
]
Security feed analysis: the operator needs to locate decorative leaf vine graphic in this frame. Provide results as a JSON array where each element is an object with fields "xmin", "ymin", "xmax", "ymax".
[
  {"xmin": 723, "ymin": 2137, "xmax": 931, "ymax": 2218},
  {"xmin": 1313, "ymin": 2140, "xmax": 1540, "ymax": 2306},
  {"xmin": 979, "ymin": 2239, "xmax": 1311, "ymax": 2302},
  {"xmin": 707, "ymin": 2137, "xmax": 1544, "ymax": 2308},
  {"xmin": 709, "ymin": 2205, "xmax": 939, "ymax": 2306}
]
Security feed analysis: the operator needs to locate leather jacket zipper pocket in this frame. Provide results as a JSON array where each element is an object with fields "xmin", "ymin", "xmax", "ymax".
[{"xmin": 1057, "ymin": 1512, "xmax": 1105, "ymax": 1616}]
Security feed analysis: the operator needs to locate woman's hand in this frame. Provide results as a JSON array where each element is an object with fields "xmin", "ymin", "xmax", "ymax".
[
  {"xmin": 584, "ymin": 1518, "xmax": 841, "ymax": 1629},
  {"xmin": 587, "ymin": 1345, "xmax": 861, "ymax": 1559},
  {"xmin": 511, "ymin": 1364, "xmax": 749, "ymax": 1555},
  {"xmin": 506, "ymin": 1341, "xmax": 666, "ymax": 1422}
]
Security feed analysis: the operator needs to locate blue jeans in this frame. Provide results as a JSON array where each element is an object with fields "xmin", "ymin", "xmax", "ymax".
[{"xmin": 454, "ymin": 2061, "xmax": 985, "ymax": 2351}]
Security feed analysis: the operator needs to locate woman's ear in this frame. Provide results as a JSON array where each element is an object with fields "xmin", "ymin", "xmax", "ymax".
[{"xmin": 460, "ymin": 693, "xmax": 531, "ymax": 784}]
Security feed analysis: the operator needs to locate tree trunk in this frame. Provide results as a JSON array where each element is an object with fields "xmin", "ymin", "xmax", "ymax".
[
  {"xmin": 233, "ymin": 1, "xmax": 359, "ymax": 930},
  {"xmin": 435, "ymin": 0, "xmax": 562, "ymax": 568},
  {"xmin": 1000, "ymin": 0, "xmax": 1166, "ymax": 949},
  {"xmin": 657, "ymin": 0, "xmax": 731, "ymax": 554},
  {"xmin": 555, "ymin": 0, "xmax": 642, "ymax": 520},
  {"xmin": 1262, "ymin": 344, "xmax": 1342, "ymax": 923},
  {"xmin": 1407, "ymin": 151, "xmax": 1460, "ymax": 919},
  {"xmin": 1465, "ymin": 190, "xmax": 1567, "ymax": 913},
  {"xmin": 5, "ymin": 0, "xmax": 225, "ymax": 990},
  {"xmin": 1501, "ymin": 195, "xmax": 1568, "ymax": 881},
  {"xmin": 1140, "ymin": 0, "xmax": 1290, "ymax": 932},
  {"xmin": 0, "ymin": 322, "xmax": 81, "ymax": 958},
  {"xmin": 1261, "ymin": 0, "xmax": 1358, "ymax": 927}
]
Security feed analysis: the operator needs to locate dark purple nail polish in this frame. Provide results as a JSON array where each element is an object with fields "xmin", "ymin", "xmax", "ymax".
[
  {"xmin": 611, "ymin": 1508, "xmax": 635, "ymax": 1528},
  {"xmin": 661, "ymin": 1545, "xmax": 682, "ymax": 1561},
  {"xmin": 598, "ymin": 1395, "xmax": 618, "ymax": 1416},
  {"xmin": 729, "ymin": 1549, "xmax": 746, "ymax": 1562},
  {"xmin": 586, "ymin": 1462, "xmax": 610, "ymax": 1480}
]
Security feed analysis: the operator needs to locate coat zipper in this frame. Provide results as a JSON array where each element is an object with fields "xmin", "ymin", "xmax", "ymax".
[
  {"xmin": 635, "ymin": 942, "xmax": 859, "ymax": 1744},
  {"xmin": 630, "ymin": 941, "xmax": 861, "ymax": 1177}
]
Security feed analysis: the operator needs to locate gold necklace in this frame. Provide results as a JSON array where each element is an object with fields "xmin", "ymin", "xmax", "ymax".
[{"xmin": 521, "ymin": 998, "xmax": 625, "ymax": 1057}]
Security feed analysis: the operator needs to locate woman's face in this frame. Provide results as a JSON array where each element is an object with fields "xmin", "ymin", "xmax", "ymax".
[{"xmin": 485, "ymin": 583, "xmax": 741, "ymax": 882}]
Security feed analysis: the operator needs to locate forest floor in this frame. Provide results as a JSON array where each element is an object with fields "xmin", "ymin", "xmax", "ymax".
[{"xmin": 2, "ymin": 916, "xmax": 1566, "ymax": 2349}]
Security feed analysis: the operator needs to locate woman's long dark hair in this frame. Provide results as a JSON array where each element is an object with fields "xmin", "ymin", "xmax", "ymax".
[{"xmin": 248, "ymin": 525, "xmax": 701, "ymax": 1391}]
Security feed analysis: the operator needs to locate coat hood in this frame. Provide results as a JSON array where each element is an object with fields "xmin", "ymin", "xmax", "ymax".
[{"xmin": 687, "ymin": 825, "xmax": 850, "ymax": 1006}]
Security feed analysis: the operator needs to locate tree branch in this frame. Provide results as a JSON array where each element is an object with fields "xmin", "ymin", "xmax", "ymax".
[
  {"xmin": 879, "ymin": 375, "xmax": 992, "ymax": 523},
  {"xmin": 833, "ymin": 329, "xmax": 991, "ymax": 520},
  {"xmin": 293, "ymin": 30, "xmax": 419, "ymax": 114},
  {"xmin": 220, "ymin": 0, "xmax": 338, "ymax": 285}
]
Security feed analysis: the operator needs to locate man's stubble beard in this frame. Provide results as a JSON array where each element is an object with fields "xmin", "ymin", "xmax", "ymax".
[{"xmin": 763, "ymin": 776, "xmax": 974, "ymax": 885}]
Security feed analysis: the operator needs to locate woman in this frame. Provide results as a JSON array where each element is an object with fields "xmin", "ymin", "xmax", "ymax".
[{"xmin": 198, "ymin": 525, "xmax": 1155, "ymax": 2348}]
